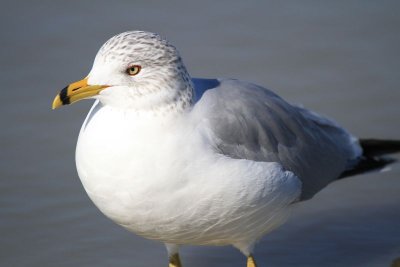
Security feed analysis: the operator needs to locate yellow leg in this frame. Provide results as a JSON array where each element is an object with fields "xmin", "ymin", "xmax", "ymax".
[
  {"xmin": 169, "ymin": 253, "xmax": 182, "ymax": 267},
  {"xmin": 247, "ymin": 254, "xmax": 257, "ymax": 267}
]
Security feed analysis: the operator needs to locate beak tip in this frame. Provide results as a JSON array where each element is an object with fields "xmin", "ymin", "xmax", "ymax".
[{"xmin": 52, "ymin": 95, "xmax": 62, "ymax": 110}]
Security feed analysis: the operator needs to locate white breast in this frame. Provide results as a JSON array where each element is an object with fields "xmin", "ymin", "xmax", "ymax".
[{"xmin": 75, "ymin": 101, "xmax": 301, "ymax": 246}]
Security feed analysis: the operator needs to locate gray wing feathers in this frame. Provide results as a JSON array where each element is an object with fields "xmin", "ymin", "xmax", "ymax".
[{"xmin": 192, "ymin": 78, "xmax": 361, "ymax": 200}]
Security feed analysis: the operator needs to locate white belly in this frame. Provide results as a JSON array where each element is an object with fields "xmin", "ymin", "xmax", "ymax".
[{"xmin": 75, "ymin": 102, "xmax": 301, "ymax": 246}]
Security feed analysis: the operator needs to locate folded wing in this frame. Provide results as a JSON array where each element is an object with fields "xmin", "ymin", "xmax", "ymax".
[{"xmin": 191, "ymin": 78, "xmax": 361, "ymax": 200}]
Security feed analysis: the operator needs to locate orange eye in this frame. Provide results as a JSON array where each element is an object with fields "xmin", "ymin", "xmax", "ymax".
[{"xmin": 127, "ymin": 65, "xmax": 141, "ymax": 76}]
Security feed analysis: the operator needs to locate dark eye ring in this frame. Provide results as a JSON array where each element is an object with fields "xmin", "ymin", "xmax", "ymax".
[{"xmin": 127, "ymin": 65, "xmax": 141, "ymax": 76}]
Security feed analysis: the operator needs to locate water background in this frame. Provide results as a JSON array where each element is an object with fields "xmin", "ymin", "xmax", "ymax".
[{"xmin": 1, "ymin": 1, "xmax": 399, "ymax": 266}]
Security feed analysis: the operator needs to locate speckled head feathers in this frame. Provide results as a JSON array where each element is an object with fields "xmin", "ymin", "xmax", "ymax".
[
  {"xmin": 88, "ymin": 31, "xmax": 194, "ymax": 112},
  {"xmin": 97, "ymin": 31, "xmax": 180, "ymax": 65}
]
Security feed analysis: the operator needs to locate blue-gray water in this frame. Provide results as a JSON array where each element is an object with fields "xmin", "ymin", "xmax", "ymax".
[{"xmin": 1, "ymin": 1, "xmax": 399, "ymax": 266}]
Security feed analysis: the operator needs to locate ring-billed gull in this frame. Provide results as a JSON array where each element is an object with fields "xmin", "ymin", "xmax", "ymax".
[{"xmin": 52, "ymin": 31, "xmax": 400, "ymax": 267}]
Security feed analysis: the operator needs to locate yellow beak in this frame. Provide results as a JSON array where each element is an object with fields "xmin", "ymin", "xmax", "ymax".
[{"xmin": 52, "ymin": 77, "xmax": 109, "ymax": 109}]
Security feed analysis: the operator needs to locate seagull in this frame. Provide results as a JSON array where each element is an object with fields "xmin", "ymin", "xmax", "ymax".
[{"xmin": 52, "ymin": 31, "xmax": 400, "ymax": 267}]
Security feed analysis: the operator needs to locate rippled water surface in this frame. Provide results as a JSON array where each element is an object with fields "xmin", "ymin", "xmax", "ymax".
[{"xmin": 1, "ymin": 1, "xmax": 399, "ymax": 266}]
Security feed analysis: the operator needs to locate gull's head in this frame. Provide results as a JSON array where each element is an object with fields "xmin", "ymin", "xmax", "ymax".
[{"xmin": 52, "ymin": 31, "xmax": 194, "ymax": 111}]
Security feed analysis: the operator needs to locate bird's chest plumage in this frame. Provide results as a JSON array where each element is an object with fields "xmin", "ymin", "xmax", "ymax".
[
  {"xmin": 75, "ymin": 104, "xmax": 196, "ymax": 225},
  {"xmin": 74, "ymin": 105, "xmax": 224, "ymax": 242}
]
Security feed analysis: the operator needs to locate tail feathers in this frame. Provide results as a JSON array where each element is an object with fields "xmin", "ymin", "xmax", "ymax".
[{"xmin": 339, "ymin": 138, "xmax": 400, "ymax": 179}]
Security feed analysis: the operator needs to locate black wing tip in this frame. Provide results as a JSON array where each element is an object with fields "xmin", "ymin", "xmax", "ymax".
[
  {"xmin": 360, "ymin": 138, "xmax": 400, "ymax": 157},
  {"xmin": 339, "ymin": 156, "xmax": 396, "ymax": 179}
]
